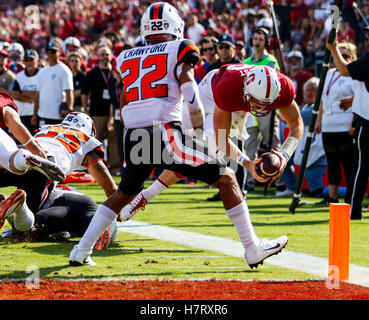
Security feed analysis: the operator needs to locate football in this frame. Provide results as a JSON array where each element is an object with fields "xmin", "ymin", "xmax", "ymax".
[{"xmin": 255, "ymin": 152, "xmax": 281, "ymax": 179}]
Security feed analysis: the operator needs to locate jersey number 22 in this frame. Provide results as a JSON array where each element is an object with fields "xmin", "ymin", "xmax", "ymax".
[{"xmin": 120, "ymin": 54, "xmax": 168, "ymax": 102}]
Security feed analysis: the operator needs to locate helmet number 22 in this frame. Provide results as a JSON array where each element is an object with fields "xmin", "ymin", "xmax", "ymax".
[
  {"xmin": 120, "ymin": 54, "xmax": 168, "ymax": 103},
  {"xmin": 151, "ymin": 21, "xmax": 163, "ymax": 31}
]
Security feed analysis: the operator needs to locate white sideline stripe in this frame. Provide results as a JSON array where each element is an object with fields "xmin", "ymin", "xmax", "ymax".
[{"xmin": 117, "ymin": 220, "xmax": 369, "ymax": 288}]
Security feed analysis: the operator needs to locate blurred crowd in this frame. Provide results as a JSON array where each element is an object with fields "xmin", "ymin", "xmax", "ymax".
[
  {"xmin": 0, "ymin": 1, "xmax": 368, "ymax": 74},
  {"xmin": 0, "ymin": 0, "xmax": 368, "ymax": 201}
]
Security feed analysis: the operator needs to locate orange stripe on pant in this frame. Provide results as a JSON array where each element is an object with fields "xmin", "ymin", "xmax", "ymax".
[{"xmin": 163, "ymin": 124, "xmax": 206, "ymax": 166}]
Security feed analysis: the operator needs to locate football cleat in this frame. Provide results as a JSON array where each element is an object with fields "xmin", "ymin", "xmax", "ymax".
[
  {"xmin": 0, "ymin": 189, "xmax": 26, "ymax": 229},
  {"xmin": 25, "ymin": 154, "xmax": 66, "ymax": 182},
  {"xmin": 69, "ymin": 245, "xmax": 96, "ymax": 266},
  {"xmin": 121, "ymin": 192, "xmax": 147, "ymax": 221},
  {"xmin": 244, "ymin": 236, "xmax": 288, "ymax": 269},
  {"xmin": 94, "ymin": 220, "xmax": 117, "ymax": 250}
]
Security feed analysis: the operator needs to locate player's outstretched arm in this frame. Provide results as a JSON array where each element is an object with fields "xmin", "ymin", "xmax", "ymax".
[
  {"xmin": 327, "ymin": 42, "xmax": 350, "ymax": 76},
  {"xmin": 84, "ymin": 152, "xmax": 118, "ymax": 197},
  {"xmin": 213, "ymin": 105, "xmax": 269, "ymax": 183},
  {"xmin": 274, "ymin": 100, "xmax": 304, "ymax": 177},
  {"xmin": 279, "ymin": 101, "xmax": 303, "ymax": 144},
  {"xmin": 3, "ymin": 106, "xmax": 47, "ymax": 158}
]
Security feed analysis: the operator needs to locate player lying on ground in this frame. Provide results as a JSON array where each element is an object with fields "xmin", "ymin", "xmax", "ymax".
[
  {"xmin": 0, "ymin": 91, "xmax": 65, "ymax": 231},
  {"xmin": 0, "ymin": 112, "xmax": 118, "ymax": 248},
  {"xmin": 69, "ymin": 3, "xmax": 303, "ymax": 269},
  {"xmin": 1, "ymin": 185, "xmax": 117, "ymax": 250}
]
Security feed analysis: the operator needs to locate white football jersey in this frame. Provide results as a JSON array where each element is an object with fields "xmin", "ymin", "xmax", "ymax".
[
  {"xmin": 116, "ymin": 39, "xmax": 200, "ymax": 128},
  {"xmin": 34, "ymin": 124, "xmax": 104, "ymax": 174}
]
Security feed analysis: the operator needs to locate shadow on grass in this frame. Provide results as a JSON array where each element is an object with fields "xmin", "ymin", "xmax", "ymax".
[
  {"xmin": 252, "ymin": 219, "xmax": 329, "ymax": 227},
  {"xmin": 165, "ymin": 223, "xmax": 233, "ymax": 229},
  {"xmin": 162, "ymin": 191, "xmax": 215, "ymax": 196},
  {"xmin": 0, "ymin": 266, "xmax": 256, "ymax": 281},
  {"xmin": 26, "ymin": 242, "xmax": 204, "ymax": 258},
  {"xmin": 166, "ymin": 219, "xmax": 329, "ymax": 228}
]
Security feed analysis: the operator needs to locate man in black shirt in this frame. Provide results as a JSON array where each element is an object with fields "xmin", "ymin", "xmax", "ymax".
[
  {"xmin": 81, "ymin": 46, "xmax": 120, "ymax": 175},
  {"xmin": 67, "ymin": 52, "xmax": 86, "ymax": 112},
  {"xmin": 207, "ymin": 34, "xmax": 242, "ymax": 72}
]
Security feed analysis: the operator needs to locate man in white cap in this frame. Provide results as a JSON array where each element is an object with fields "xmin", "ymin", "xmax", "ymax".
[{"xmin": 286, "ymin": 50, "xmax": 313, "ymax": 107}]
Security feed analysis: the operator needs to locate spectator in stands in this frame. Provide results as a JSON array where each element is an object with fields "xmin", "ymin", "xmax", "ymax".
[
  {"xmin": 186, "ymin": 13, "xmax": 205, "ymax": 45},
  {"xmin": 67, "ymin": 52, "xmax": 86, "ymax": 113},
  {"xmin": 315, "ymin": 42, "xmax": 357, "ymax": 205},
  {"xmin": 10, "ymin": 48, "xmax": 41, "ymax": 135},
  {"xmin": 206, "ymin": 33, "xmax": 244, "ymax": 201},
  {"xmin": 31, "ymin": 40, "xmax": 74, "ymax": 126},
  {"xmin": 7, "ymin": 42, "xmax": 25, "ymax": 75},
  {"xmin": 81, "ymin": 46, "xmax": 120, "ymax": 175},
  {"xmin": 286, "ymin": 50, "xmax": 313, "ymax": 107},
  {"xmin": 241, "ymin": 9, "xmax": 256, "ymax": 43},
  {"xmin": 314, "ymin": 39, "xmax": 326, "ymax": 77},
  {"xmin": 278, "ymin": 77, "xmax": 327, "ymax": 198},
  {"xmin": 235, "ymin": 40, "xmax": 246, "ymax": 61},
  {"xmin": 0, "ymin": 49, "xmax": 15, "ymax": 90},
  {"xmin": 195, "ymin": 36, "xmax": 219, "ymax": 83},
  {"xmin": 327, "ymin": 33, "xmax": 369, "ymax": 220},
  {"xmin": 304, "ymin": 41, "xmax": 316, "ymax": 75},
  {"xmin": 64, "ymin": 37, "xmax": 81, "ymax": 56},
  {"xmin": 244, "ymin": 28, "xmax": 280, "ymax": 71},
  {"xmin": 337, "ymin": 20, "xmax": 356, "ymax": 44},
  {"xmin": 244, "ymin": 27, "xmax": 283, "ymax": 193},
  {"xmin": 207, "ymin": 33, "xmax": 242, "ymax": 72},
  {"xmin": 111, "ymin": 68, "xmax": 124, "ymax": 172}
]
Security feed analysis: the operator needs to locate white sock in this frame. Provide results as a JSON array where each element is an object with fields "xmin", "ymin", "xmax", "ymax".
[
  {"xmin": 78, "ymin": 204, "xmax": 117, "ymax": 253},
  {"xmin": 13, "ymin": 201, "xmax": 34, "ymax": 232},
  {"xmin": 142, "ymin": 179, "xmax": 167, "ymax": 202},
  {"xmin": 226, "ymin": 201, "xmax": 259, "ymax": 250},
  {"xmin": 12, "ymin": 149, "xmax": 31, "ymax": 172}
]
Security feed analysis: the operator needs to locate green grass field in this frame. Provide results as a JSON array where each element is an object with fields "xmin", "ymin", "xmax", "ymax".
[{"xmin": 0, "ymin": 179, "xmax": 368, "ymax": 281}]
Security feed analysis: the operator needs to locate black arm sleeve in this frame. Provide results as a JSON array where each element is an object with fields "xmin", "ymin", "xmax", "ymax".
[
  {"xmin": 347, "ymin": 52, "xmax": 369, "ymax": 82},
  {"xmin": 177, "ymin": 39, "xmax": 200, "ymax": 66}
]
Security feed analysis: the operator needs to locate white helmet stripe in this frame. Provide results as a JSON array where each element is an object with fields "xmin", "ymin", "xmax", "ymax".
[{"xmin": 264, "ymin": 66, "xmax": 271, "ymax": 99}]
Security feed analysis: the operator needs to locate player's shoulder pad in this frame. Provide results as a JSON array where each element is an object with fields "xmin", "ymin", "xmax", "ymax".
[
  {"xmin": 177, "ymin": 39, "xmax": 200, "ymax": 66},
  {"xmin": 83, "ymin": 134, "xmax": 104, "ymax": 151},
  {"xmin": 278, "ymin": 72, "xmax": 295, "ymax": 105}
]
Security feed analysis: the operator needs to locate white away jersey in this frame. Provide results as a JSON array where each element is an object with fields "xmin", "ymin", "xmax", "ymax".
[
  {"xmin": 116, "ymin": 39, "xmax": 200, "ymax": 128},
  {"xmin": 34, "ymin": 124, "xmax": 104, "ymax": 174}
]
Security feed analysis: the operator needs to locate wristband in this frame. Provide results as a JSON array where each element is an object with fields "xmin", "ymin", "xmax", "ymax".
[
  {"xmin": 237, "ymin": 153, "xmax": 249, "ymax": 166},
  {"xmin": 279, "ymin": 136, "xmax": 299, "ymax": 161},
  {"xmin": 23, "ymin": 137, "xmax": 34, "ymax": 147}
]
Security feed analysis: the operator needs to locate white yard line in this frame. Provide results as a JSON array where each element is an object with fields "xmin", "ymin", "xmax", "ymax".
[{"xmin": 118, "ymin": 220, "xmax": 369, "ymax": 288}]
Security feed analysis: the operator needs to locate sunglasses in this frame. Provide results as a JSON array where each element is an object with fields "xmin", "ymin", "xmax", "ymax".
[
  {"xmin": 341, "ymin": 53, "xmax": 351, "ymax": 59},
  {"xmin": 218, "ymin": 45, "xmax": 231, "ymax": 50},
  {"xmin": 46, "ymin": 50, "xmax": 57, "ymax": 54},
  {"xmin": 202, "ymin": 47, "xmax": 215, "ymax": 52},
  {"xmin": 24, "ymin": 58, "xmax": 35, "ymax": 62}
]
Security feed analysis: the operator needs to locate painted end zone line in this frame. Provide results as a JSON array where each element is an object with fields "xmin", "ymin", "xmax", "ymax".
[{"xmin": 117, "ymin": 220, "xmax": 369, "ymax": 288}]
